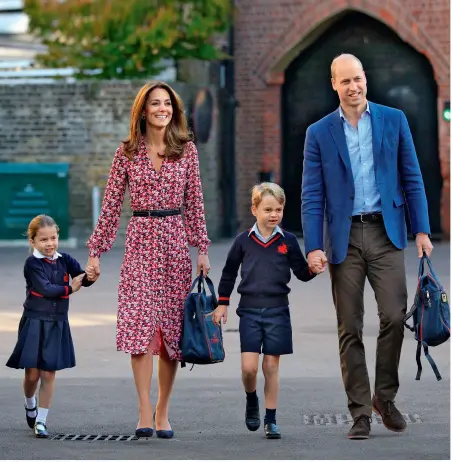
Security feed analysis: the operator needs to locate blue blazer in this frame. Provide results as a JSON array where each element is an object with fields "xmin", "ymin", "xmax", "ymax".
[{"xmin": 301, "ymin": 101, "xmax": 430, "ymax": 265}]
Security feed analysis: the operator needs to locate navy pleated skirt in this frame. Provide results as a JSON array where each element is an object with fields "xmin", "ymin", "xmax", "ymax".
[{"xmin": 6, "ymin": 315, "xmax": 76, "ymax": 371}]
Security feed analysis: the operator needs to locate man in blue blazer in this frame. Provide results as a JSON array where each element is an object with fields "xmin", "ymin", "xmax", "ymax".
[{"xmin": 301, "ymin": 54, "xmax": 433, "ymax": 440}]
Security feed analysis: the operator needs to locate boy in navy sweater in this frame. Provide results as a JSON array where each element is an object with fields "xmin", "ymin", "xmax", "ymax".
[{"xmin": 213, "ymin": 183, "xmax": 323, "ymax": 439}]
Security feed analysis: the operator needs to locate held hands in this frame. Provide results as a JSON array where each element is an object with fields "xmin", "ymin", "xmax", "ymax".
[
  {"xmin": 213, "ymin": 304, "xmax": 228, "ymax": 326},
  {"xmin": 71, "ymin": 273, "xmax": 85, "ymax": 293},
  {"xmin": 197, "ymin": 254, "xmax": 211, "ymax": 278},
  {"xmin": 416, "ymin": 233, "xmax": 433, "ymax": 258},
  {"xmin": 308, "ymin": 249, "xmax": 328, "ymax": 274},
  {"xmin": 310, "ymin": 256, "xmax": 325, "ymax": 274},
  {"xmin": 85, "ymin": 256, "xmax": 101, "ymax": 281}
]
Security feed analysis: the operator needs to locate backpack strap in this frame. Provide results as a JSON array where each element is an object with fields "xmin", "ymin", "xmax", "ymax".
[
  {"xmin": 403, "ymin": 303, "xmax": 417, "ymax": 332},
  {"xmin": 189, "ymin": 276, "xmax": 204, "ymax": 294},
  {"xmin": 179, "ymin": 361, "xmax": 195, "ymax": 371},
  {"xmin": 415, "ymin": 341, "xmax": 442, "ymax": 381},
  {"xmin": 419, "ymin": 252, "xmax": 439, "ymax": 281},
  {"xmin": 415, "ymin": 341, "xmax": 422, "ymax": 380},
  {"xmin": 422, "ymin": 343, "xmax": 442, "ymax": 381},
  {"xmin": 197, "ymin": 274, "xmax": 218, "ymax": 308}
]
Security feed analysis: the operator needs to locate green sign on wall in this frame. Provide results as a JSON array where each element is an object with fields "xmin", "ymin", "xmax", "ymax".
[{"xmin": 0, "ymin": 163, "xmax": 69, "ymax": 240}]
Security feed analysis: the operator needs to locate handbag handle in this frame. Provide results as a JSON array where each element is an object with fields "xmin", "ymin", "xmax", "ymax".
[
  {"xmin": 189, "ymin": 274, "xmax": 218, "ymax": 308},
  {"xmin": 418, "ymin": 252, "xmax": 437, "ymax": 280}
]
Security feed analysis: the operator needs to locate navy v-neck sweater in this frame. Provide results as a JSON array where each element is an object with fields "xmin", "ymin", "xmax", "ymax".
[{"xmin": 218, "ymin": 229, "xmax": 315, "ymax": 308}]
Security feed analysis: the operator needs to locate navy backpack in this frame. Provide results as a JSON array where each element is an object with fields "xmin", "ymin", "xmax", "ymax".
[
  {"xmin": 180, "ymin": 274, "xmax": 225, "ymax": 367},
  {"xmin": 403, "ymin": 253, "xmax": 450, "ymax": 381}
]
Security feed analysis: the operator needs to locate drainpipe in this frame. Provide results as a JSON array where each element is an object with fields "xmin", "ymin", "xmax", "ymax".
[{"xmin": 219, "ymin": 3, "xmax": 238, "ymax": 237}]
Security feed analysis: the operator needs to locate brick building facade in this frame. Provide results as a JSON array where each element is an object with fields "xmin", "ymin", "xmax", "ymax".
[
  {"xmin": 233, "ymin": 0, "xmax": 450, "ymax": 237},
  {"xmin": 0, "ymin": 81, "xmax": 222, "ymax": 245}
]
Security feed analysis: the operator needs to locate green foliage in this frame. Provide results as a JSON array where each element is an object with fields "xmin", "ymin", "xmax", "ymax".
[{"xmin": 24, "ymin": 0, "xmax": 231, "ymax": 79}]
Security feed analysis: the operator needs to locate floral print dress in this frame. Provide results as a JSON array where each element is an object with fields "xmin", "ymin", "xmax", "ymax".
[{"xmin": 87, "ymin": 138, "xmax": 210, "ymax": 359}]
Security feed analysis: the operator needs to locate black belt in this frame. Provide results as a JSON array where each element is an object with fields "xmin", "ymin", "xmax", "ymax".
[
  {"xmin": 352, "ymin": 212, "xmax": 383, "ymax": 223},
  {"xmin": 133, "ymin": 209, "xmax": 182, "ymax": 217}
]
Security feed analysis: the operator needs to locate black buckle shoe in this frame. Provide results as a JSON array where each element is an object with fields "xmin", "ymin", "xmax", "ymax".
[
  {"xmin": 34, "ymin": 422, "xmax": 49, "ymax": 438},
  {"xmin": 245, "ymin": 396, "xmax": 260, "ymax": 431},
  {"xmin": 25, "ymin": 405, "xmax": 37, "ymax": 429},
  {"xmin": 264, "ymin": 422, "xmax": 281, "ymax": 439}
]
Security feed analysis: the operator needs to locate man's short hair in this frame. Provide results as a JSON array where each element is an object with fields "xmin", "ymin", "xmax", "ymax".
[{"xmin": 331, "ymin": 53, "xmax": 364, "ymax": 79}]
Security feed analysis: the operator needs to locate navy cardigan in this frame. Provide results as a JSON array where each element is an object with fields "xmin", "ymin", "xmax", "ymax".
[{"xmin": 22, "ymin": 253, "xmax": 93, "ymax": 321}]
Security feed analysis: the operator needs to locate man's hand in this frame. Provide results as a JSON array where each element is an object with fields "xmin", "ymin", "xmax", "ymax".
[
  {"xmin": 416, "ymin": 233, "xmax": 433, "ymax": 258},
  {"xmin": 308, "ymin": 249, "xmax": 328, "ymax": 273},
  {"xmin": 309, "ymin": 256, "xmax": 325, "ymax": 274}
]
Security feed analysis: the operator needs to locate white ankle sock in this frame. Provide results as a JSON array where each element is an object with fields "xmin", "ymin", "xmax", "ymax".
[
  {"xmin": 37, "ymin": 407, "xmax": 49, "ymax": 424},
  {"xmin": 25, "ymin": 396, "xmax": 36, "ymax": 408},
  {"xmin": 24, "ymin": 396, "xmax": 37, "ymax": 417}
]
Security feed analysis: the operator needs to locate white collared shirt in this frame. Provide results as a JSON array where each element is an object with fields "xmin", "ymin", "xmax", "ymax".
[
  {"xmin": 248, "ymin": 223, "xmax": 284, "ymax": 244},
  {"xmin": 33, "ymin": 249, "xmax": 62, "ymax": 260}
]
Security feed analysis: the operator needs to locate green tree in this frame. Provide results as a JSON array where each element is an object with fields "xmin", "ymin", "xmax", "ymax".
[{"xmin": 24, "ymin": 0, "xmax": 231, "ymax": 79}]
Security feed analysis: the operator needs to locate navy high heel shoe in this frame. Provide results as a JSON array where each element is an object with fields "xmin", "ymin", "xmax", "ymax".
[
  {"xmin": 153, "ymin": 412, "xmax": 174, "ymax": 439},
  {"xmin": 135, "ymin": 427, "xmax": 154, "ymax": 438}
]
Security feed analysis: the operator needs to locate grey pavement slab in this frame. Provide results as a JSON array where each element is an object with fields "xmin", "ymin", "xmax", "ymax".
[
  {"xmin": 0, "ymin": 240, "xmax": 450, "ymax": 459},
  {"xmin": 0, "ymin": 378, "xmax": 449, "ymax": 460}
]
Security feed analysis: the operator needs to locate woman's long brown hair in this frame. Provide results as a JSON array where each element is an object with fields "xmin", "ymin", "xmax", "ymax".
[{"xmin": 122, "ymin": 81, "xmax": 193, "ymax": 161}]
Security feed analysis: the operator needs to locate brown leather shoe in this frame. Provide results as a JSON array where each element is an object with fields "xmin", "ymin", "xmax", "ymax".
[
  {"xmin": 372, "ymin": 396, "xmax": 407, "ymax": 432},
  {"xmin": 348, "ymin": 415, "xmax": 371, "ymax": 439}
]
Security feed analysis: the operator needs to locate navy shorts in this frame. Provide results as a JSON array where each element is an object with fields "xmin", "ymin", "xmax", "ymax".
[{"xmin": 236, "ymin": 306, "xmax": 293, "ymax": 355}]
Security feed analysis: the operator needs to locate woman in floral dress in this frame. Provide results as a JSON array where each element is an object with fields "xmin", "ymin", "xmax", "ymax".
[{"xmin": 85, "ymin": 81, "xmax": 211, "ymax": 438}]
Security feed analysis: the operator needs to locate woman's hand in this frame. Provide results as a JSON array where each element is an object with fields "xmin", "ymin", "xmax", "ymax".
[
  {"xmin": 86, "ymin": 256, "xmax": 101, "ymax": 281},
  {"xmin": 197, "ymin": 254, "xmax": 211, "ymax": 277}
]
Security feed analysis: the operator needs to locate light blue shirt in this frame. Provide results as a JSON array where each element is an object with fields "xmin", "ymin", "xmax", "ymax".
[
  {"xmin": 339, "ymin": 103, "xmax": 381, "ymax": 215},
  {"xmin": 249, "ymin": 223, "xmax": 284, "ymax": 243}
]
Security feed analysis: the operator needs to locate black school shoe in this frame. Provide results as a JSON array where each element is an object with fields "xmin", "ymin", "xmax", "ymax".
[
  {"xmin": 25, "ymin": 405, "xmax": 37, "ymax": 429},
  {"xmin": 264, "ymin": 422, "xmax": 281, "ymax": 439},
  {"xmin": 245, "ymin": 396, "xmax": 261, "ymax": 431}
]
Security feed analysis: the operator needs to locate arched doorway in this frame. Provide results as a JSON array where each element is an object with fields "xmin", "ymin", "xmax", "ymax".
[{"xmin": 282, "ymin": 11, "xmax": 442, "ymax": 236}]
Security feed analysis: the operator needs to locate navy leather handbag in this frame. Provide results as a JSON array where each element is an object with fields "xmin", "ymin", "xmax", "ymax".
[{"xmin": 180, "ymin": 274, "xmax": 225, "ymax": 367}]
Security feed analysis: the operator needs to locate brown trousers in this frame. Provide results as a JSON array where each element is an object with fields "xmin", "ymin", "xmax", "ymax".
[{"xmin": 329, "ymin": 220, "xmax": 408, "ymax": 418}]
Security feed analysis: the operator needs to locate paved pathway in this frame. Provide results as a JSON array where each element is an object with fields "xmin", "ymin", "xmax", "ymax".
[{"xmin": 0, "ymin": 241, "xmax": 449, "ymax": 459}]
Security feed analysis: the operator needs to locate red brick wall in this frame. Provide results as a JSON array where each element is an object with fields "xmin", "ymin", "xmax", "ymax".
[{"xmin": 234, "ymin": 0, "xmax": 450, "ymax": 236}]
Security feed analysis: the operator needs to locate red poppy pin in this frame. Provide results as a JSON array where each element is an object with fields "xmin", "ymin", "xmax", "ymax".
[
  {"xmin": 64, "ymin": 273, "xmax": 69, "ymax": 282},
  {"xmin": 278, "ymin": 243, "xmax": 288, "ymax": 254}
]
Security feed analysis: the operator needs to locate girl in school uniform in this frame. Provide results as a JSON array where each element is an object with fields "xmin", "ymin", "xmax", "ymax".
[{"xmin": 6, "ymin": 214, "xmax": 95, "ymax": 438}]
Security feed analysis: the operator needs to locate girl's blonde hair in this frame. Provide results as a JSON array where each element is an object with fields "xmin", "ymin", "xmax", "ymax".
[
  {"xmin": 251, "ymin": 182, "xmax": 286, "ymax": 208},
  {"xmin": 27, "ymin": 215, "xmax": 59, "ymax": 241}
]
